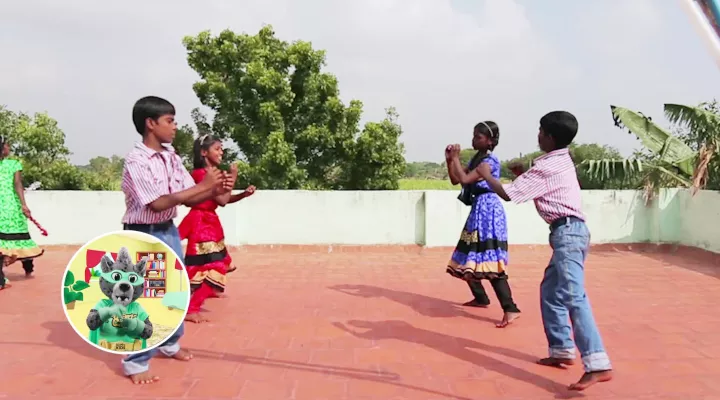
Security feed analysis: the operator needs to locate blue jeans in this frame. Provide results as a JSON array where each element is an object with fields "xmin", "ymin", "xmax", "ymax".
[
  {"xmin": 540, "ymin": 218, "xmax": 612, "ymax": 372},
  {"xmin": 121, "ymin": 222, "xmax": 185, "ymax": 376}
]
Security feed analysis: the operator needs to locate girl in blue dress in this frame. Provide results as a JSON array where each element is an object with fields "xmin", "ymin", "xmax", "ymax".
[{"xmin": 445, "ymin": 121, "xmax": 521, "ymax": 327}]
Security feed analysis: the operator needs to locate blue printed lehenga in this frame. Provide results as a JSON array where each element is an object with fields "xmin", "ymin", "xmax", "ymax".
[{"xmin": 446, "ymin": 154, "xmax": 509, "ymax": 281}]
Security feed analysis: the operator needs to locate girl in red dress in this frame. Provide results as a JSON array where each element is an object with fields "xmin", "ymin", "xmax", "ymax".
[{"xmin": 178, "ymin": 134, "xmax": 255, "ymax": 323}]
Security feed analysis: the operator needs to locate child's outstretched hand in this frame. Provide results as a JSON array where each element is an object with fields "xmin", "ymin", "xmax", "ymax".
[
  {"xmin": 244, "ymin": 185, "xmax": 256, "ymax": 196},
  {"xmin": 444, "ymin": 145, "xmax": 453, "ymax": 160}
]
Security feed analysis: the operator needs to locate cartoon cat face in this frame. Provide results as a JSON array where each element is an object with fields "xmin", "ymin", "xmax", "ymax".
[{"xmin": 98, "ymin": 247, "xmax": 146, "ymax": 307}]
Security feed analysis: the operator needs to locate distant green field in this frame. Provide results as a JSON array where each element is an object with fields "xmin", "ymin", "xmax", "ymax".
[
  {"xmin": 398, "ymin": 178, "xmax": 512, "ymax": 190},
  {"xmin": 399, "ymin": 179, "xmax": 459, "ymax": 190}
]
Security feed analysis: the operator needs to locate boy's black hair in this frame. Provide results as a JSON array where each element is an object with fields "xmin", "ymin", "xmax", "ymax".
[
  {"xmin": 193, "ymin": 134, "xmax": 222, "ymax": 170},
  {"xmin": 474, "ymin": 120, "xmax": 500, "ymax": 151},
  {"xmin": 132, "ymin": 96, "xmax": 176, "ymax": 135},
  {"xmin": 540, "ymin": 111, "xmax": 578, "ymax": 149}
]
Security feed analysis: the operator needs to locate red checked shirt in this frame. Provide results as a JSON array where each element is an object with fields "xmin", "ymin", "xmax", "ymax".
[
  {"xmin": 504, "ymin": 148, "xmax": 585, "ymax": 224},
  {"xmin": 121, "ymin": 142, "xmax": 195, "ymax": 224}
]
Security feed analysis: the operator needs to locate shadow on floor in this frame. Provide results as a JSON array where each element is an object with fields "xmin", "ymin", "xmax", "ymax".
[
  {"xmin": 334, "ymin": 320, "xmax": 581, "ymax": 399},
  {"xmin": 192, "ymin": 348, "xmax": 472, "ymax": 400},
  {"xmin": 36, "ymin": 321, "xmax": 125, "ymax": 377},
  {"xmin": 329, "ymin": 284, "xmax": 498, "ymax": 324},
  {"xmin": 11, "ymin": 321, "xmax": 473, "ymax": 400}
]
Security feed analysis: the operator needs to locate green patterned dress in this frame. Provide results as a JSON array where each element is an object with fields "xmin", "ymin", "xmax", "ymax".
[{"xmin": 0, "ymin": 158, "xmax": 43, "ymax": 272}]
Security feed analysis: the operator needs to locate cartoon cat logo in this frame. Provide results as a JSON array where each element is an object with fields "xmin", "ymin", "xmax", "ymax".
[{"xmin": 85, "ymin": 246, "xmax": 153, "ymax": 351}]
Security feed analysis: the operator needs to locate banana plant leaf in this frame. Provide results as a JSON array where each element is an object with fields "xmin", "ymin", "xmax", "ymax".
[
  {"xmin": 581, "ymin": 158, "xmax": 691, "ymax": 188},
  {"xmin": 583, "ymin": 158, "xmax": 643, "ymax": 181},
  {"xmin": 610, "ymin": 106, "xmax": 696, "ymax": 176}
]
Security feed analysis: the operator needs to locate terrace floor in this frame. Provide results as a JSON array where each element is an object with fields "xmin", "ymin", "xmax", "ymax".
[{"xmin": 1, "ymin": 244, "xmax": 720, "ymax": 400}]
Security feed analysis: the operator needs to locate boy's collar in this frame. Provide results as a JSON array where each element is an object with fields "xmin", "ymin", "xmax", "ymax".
[
  {"xmin": 135, "ymin": 141, "xmax": 176, "ymax": 157},
  {"xmin": 534, "ymin": 147, "xmax": 569, "ymax": 162}
]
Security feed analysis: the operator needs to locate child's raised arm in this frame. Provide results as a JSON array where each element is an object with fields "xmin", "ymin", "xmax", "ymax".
[
  {"xmin": 125, "ymin": 161, "xmax": 224, "ymax": 212},
  {"xmin": 449, "ymin": 149, "xmax": 486, "ymax": 185}
]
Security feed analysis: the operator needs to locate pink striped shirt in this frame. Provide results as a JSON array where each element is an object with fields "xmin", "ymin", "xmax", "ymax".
[
  {"xmin": 505, "ymin": 148, "xmax": 585, "ymax": 224},
  {"xmin": 121, "ymin": 142, "xmax": 195, "ymax": 224}
]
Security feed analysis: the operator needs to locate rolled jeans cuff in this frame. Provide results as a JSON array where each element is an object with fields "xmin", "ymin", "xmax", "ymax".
[
  {"xmin": 549, "ymin": 347, "xmax": 576, "ymax": 360},
  {"xmin": 121, "ymin": 343, "xmax": 181, "ymax": 376},
  {"xmin": 582, "ymin": 351, "xmax": 612, "ymax": 372},
  {"xmin": 158, "ymin": 342, "xmax": 180, "ymax": 357},
  {"xmin": 121, "ymin": 357, "xmax": 149, "ymax": 376}
]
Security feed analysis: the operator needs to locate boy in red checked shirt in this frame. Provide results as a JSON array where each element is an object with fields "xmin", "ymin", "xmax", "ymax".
[
  {"xmin": 452, "ymin": 111, "xmax": 613, "ymax": 391},
  {"xmin": 119, "ymin": 96, "xmax": 236, "ymax": 385}
]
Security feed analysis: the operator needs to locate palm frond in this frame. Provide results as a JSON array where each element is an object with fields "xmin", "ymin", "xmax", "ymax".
[
  {"xmin": 664, "ymin": 103, "xmax": 720, "ymax": 139},
  {"xmin": 610, "ymin": 105, "xmax": 696, "ymax": 176},
  {"xmin": 581, "ymin": 158, "xmax": 643, "ymax": 181}
]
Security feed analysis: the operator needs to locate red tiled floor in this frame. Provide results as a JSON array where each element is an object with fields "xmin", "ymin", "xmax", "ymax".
[{"xmin": 1, "ymin": 243, "xmax": 720, "ymax": 399}]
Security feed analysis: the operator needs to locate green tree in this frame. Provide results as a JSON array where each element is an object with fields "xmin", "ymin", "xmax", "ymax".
[
  {"xmin": 174, "ymin": 124, "xmax": 195, "ymax": 170},
  {"xmin": 78, "ymin": 155, "xmax": 124, "ymax": 190},
  {"xmin": 174, "ymin": 108, "xmax": 242, "ymax": 175},
  {"xmin": 182, "ymin": 25, "xmax": 406, "ymax": 190},
  {"xmin": 0, "ymin": 106, "xmax": 85, "ymax": 190}
]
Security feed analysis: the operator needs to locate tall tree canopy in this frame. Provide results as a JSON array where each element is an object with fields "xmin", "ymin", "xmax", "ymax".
[
  {"xmin": 182, "ymin": 25, "xmax": 406, "ymax": 190},
  {"xmin": 0, "ymin": 106, "xmax": 86, "ymax": 190}
]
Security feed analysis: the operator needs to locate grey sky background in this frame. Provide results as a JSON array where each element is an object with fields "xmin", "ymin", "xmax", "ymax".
[{"xmin": 1, "ymin": 0, "xmax": 719, "ymax": 165}]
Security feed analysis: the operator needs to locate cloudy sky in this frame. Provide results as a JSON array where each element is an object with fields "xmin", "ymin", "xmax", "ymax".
[{"xmin": 2, "ymin": 0, "xmax": 719, "ymax": 164}]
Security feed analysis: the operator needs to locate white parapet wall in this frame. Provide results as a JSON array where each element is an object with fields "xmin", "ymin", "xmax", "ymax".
[{"xmin": 24, "ymin": 189, "xmax": 720, "ymax": 252}]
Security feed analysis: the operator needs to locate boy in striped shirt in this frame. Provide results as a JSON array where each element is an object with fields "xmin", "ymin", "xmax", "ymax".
[
  {"xmin": 120, "ymin": 96, "xmax": 235, "ymax": 384},
  {"xmin": 477, "ymin": 111, "xmax": 613, "ymax": 391}
]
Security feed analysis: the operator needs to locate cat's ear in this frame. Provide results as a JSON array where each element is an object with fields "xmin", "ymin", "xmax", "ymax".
[
  {"xmin": 134, "ymin": 257, "xmax": 147, "ymax": 277},
  {"xmin": 116, "ymin": 247, "xmax": 132, "ymax": 265},
  {"xmin": 100, "ymin": 254, "xmax": 114, "ymax": 273}
]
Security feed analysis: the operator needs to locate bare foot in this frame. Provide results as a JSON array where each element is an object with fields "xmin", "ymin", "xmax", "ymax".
[
  {"xmin": 462, "ymin": 299, "xmax": 489, "ymax": 308},
  {"xmin": 184, "ymin": 313, "xmax": 209, "ymax": 323},
  {"xmin": 537, "ymin": 357, "xmax": 576, "ymax": 369},
  {"xmin": 226, "ymin": 265, "xmax": 237, "ymax": 273},
  {"xmin": 171, "ymin": 348, "xmax": 193, "ymax": 361},
  {"xmin": 496, "ymin": 311, "xmax": 521, "ymax": 328},
  {"xmin": 25, "ymin": 272, "xmax": 34, "ymax": 279},
  {"xmin": 0, "ymin": 283, "xmax": 11, "ymax": 290},
  {"xmin": 568, "ymin": 370, "xmax": 613, "ymax": 391},
  {"xmin": 129, "ymin": 371, "xmax": 160, "ymax": 385}
]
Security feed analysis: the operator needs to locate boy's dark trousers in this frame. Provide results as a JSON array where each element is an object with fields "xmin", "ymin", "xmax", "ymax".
[{"xmin": 467, "ymin": 278, "xmax": 520, "ymax": 313}]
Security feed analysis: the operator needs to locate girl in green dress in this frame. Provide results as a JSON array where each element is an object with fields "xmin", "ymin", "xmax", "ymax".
[{"xmin": 0, "ymin": 135, "xmax": 43, "ymax": 289}]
